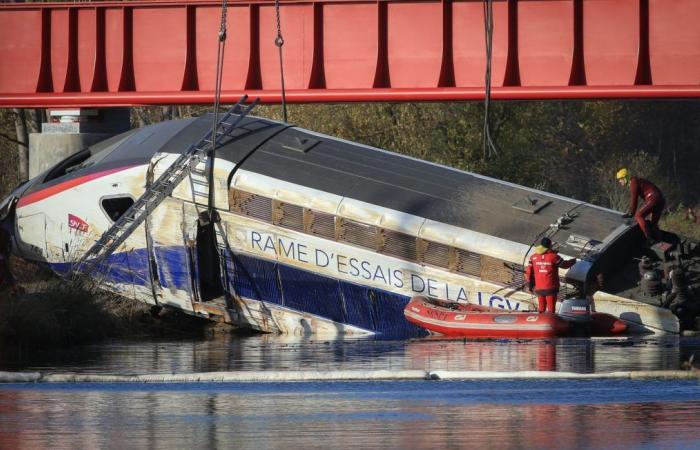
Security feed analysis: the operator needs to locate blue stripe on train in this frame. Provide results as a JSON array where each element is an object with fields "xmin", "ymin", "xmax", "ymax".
[
  {"xmin": 227, "ymin": 252, "xmax": 425, "ymax": 337},
  {"xmin": 53, "ymin": 246, "xmax": 426, "ymax": 337},
  {"xmin": 52, "ymin": 246, "xmax": 189, "ymax": 291}
]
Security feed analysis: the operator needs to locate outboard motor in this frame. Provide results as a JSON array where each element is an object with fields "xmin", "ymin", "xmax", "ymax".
[
  {"xmin": 664, "ymin": 266, "xmax": 699, "ymax": 331},
  {"xmin": 639, "ymin": 256, "xmax": 663, "ymax": 301},
  {"xmin": 558, "ymin": 298, "xmax": 593, "ymax": 336}
]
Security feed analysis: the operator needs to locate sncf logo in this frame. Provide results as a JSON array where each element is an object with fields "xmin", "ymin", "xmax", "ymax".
[{"xmin": 68, "ymin": 214, "xmax": 89, "ymax": 233}]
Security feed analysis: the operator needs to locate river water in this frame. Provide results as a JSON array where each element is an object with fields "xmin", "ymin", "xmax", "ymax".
[{"xmin": 1, "ymin": 335, "xmax": 700, "ymax": 449}]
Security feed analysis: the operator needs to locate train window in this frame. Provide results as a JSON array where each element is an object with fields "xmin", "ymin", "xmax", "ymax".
[
  {"xmin": 101, "ymin": 195, "xmax": 134, "ymax": 222},
  {"xmin": 43, "ymin": 148, "xmax": 92, "ymax": 183}
]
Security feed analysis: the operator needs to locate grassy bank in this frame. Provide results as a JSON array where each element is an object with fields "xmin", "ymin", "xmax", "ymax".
[
  {"xmin": 0, "ymin": 261, "xmax": 228, "ymax": 351},
  {"xmin": 661, "ymin": 206, "xmax": 700, "ymax": 242}
]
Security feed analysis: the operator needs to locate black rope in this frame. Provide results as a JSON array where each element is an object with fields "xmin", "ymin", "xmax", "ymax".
[
  {"xmin": 275, "ymin": 0, "xmax": 288, "ymax": 123},
  {"xmin": 208, "ymin": 0, "xmax": 228, "ymax": 215},
  {"xmin": 482, "ymin": 0, "xmax": 498, "ymax": 159}
]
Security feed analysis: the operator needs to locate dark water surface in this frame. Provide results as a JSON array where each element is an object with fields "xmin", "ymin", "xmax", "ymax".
[
  {"xmin": 2, "ymin": 336, "xmax": 700, "ymax": 449},
  {"xmin": 1, "ymin": 335, "xmax": 700, "ymax": 374},
  {"xmin": 1, "ymin": 380, "xmax": 700, "ymax": 449}
]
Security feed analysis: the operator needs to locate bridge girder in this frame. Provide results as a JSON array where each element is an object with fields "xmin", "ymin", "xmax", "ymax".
[{"xmin": 1, "ymin": 0, "xmax": 699, "ymax": 107}]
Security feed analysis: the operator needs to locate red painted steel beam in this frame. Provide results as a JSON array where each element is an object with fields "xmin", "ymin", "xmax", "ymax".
[{"xmin": 0, "ymin": 0, "xmax": 699, "ymax": 108}]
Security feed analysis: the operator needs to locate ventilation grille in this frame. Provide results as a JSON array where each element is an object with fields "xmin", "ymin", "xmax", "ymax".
[
  {"xmin": 422, "ymin": 240, "xmax": 451, "ymax": 269},
  {"xmin": 480, "ymin": 255, "xmax": 513, "ymax": 285},
  {"xmin": 275, "ymin": 201, "xmax": 304, "ymax": 232},
  {"xmin": 230, "ymin": 190, "xmax": 272, "ymax": 223},
  {"xmin": 339, "ymin": 219, "xmax": 377, "ymax": 250},
  {"xmin": 507, "ymin": 263, "xmax": 525, "ymax": 288},
  {"xmin": 228, "ymin": 190, "xmax": 534, "ymax": 292},
  {"xmin": 455, "ymin": 248, "xmax": 481, "ymax": 277},
  {"xmin": 380, "ymin": 229, "xmax": 416, "ymax": 261},
  {"xmin": 306, "ymin": 209, "xmax": 336, "ymax": 239}
]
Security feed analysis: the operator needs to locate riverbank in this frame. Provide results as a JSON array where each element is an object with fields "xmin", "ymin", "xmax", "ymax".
[{"xmin": 0, "ymin": 260, "xmax": 232, "ymax": 352}]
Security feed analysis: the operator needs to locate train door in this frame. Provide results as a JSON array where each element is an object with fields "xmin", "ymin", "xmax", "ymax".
[{"xmin": 183, "ymin": 203, "xmax": 225, "ymax": 302}]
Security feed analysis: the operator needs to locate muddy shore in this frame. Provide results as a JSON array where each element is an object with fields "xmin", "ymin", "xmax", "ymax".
[{"xmin": 0, "ymin": 259, "xmax": 235, "ymax": 352}]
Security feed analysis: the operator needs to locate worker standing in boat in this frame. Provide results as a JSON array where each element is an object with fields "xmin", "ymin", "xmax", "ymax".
[
  {"xmin": 616, "ymin": 168, "xmax": 665, "ymax": 245},
  {"xmin": 525, "ymin": 237, "xmax": 576, "ymax": 314}
]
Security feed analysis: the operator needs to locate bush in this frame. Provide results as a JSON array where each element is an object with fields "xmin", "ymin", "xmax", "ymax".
[
  {"xmin": 0, "ymin": 273, "xmax": 218, "ymax": 351},
  {"xmin": 661, "ymin": 205, "xmax": 700, "ymax": 241}
]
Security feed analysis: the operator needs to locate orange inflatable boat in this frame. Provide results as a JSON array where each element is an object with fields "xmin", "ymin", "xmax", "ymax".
[{"xmin": 404, "ymin": 296, "xmax": 627, "ymax": 338}]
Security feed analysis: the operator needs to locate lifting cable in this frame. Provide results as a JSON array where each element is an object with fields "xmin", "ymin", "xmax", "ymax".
[
  {"xmin": 208, "ymin": 0, "xmax": 229, "ymax": 215},
  {"xmin": 482, "ymin": 0, "xmax": 499, "ymax": 159},
  {"xmin": 275, "ymin": 0, "xmax": 289, "ymax": 123}
]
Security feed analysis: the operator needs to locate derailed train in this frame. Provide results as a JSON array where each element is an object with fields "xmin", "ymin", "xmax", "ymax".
[{"xmin": 1, "ymin": 113, "xmax": 698, "ymax": 337}]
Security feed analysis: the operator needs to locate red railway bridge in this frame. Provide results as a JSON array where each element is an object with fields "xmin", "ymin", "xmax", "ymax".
[{"xmin": 0, "ymin": 0, "xmax": 699, "ymax": 108}]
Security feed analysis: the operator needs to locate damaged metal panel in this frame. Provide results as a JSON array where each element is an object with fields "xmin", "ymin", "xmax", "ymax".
[
  {"xmin": 147, "ymin": 196, "xmax": 194, "ymax": 311},
  {"xmin": 182, "ymin": 202, "xmax": 202, "ymax": 302}
]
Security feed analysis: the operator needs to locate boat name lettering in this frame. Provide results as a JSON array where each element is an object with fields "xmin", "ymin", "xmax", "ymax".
[{"xmin": 424, "ymin": 308, "xmax": 448, "ymax": 322}]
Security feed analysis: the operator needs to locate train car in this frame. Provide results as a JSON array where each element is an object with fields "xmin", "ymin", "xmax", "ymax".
[{"xmin": 1, "ymin": 112, "xmax": 695, "ymax": 337}]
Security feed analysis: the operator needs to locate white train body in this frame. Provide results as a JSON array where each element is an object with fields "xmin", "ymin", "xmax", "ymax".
[{"xmin": 0, "ymin": 115, "xmax": 679, "ymax": 336}]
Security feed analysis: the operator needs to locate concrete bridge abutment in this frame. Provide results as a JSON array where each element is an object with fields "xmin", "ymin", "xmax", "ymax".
[{"xmin": 28, "ymin": 108, "xmax": 130, "ymax": 179}]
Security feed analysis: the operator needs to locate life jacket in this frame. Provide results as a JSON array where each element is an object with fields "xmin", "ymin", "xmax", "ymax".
[{"xmin": 526, "ymin": 249, "xmax": 574, "ymax": 292}]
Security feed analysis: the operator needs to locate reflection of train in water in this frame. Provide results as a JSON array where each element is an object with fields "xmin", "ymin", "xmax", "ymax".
[{"xmin": 1, "ymin": 110, "xmax": 697, "ymax": 337}]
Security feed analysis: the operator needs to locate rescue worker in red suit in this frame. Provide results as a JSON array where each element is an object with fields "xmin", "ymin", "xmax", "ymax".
[
  {"xmin": 525, "ymin": 237, "xmax": 576, "ymax": 314},
  {"xmin": 616, "ymin": 168, "xmax": 665, "ymax": 244}
]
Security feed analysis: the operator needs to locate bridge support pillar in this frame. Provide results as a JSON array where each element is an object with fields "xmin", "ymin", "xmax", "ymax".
[{"xmin": 29, "ymin": 108, "xmax": 130, "ymax": 179}]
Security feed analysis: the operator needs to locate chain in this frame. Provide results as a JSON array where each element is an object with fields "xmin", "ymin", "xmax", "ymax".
[
  {"xmin": 275, "ymin": 0, "xmax": 288, "ymax": 122},
  {"xmin": 209, "ymin": 0, "xmax": 228, "ymax": 215},
  {"xmin": 482, "ymin": 0, "xmax": 498, "ymax": 159}
]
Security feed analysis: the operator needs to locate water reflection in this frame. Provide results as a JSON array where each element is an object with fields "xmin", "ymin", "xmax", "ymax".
[
  {"xmin": 1, "ymin": 380, "xmax": 700, "ymax": 449},
  {"xmin": 1, "ymin": 335, "xmax": 699, "ymax": 376}
]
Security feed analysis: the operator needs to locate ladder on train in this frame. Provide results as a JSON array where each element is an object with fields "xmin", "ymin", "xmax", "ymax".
[{"xmin": 70, "ymin": 95, "xmax": 259, "ymax": 279}]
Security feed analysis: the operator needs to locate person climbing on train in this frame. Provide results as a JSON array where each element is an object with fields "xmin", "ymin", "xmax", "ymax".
[
  {"xmin": 525, "ymin": 237, "xmax": 576, "ymax": 314},
  {"xmin": 616, "ymin": 168, "xmax": 666, "ymax": 245}
]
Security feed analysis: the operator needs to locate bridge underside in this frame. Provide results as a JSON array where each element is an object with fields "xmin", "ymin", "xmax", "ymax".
[{"xmin": 1, "ymin": 0, "xmax": 699, "ymax": 107}]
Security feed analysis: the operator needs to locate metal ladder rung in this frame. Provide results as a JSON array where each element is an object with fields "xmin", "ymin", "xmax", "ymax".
[{"xmin": 71, "ymin": 96, "xmax": 258, "ymax": 278}]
